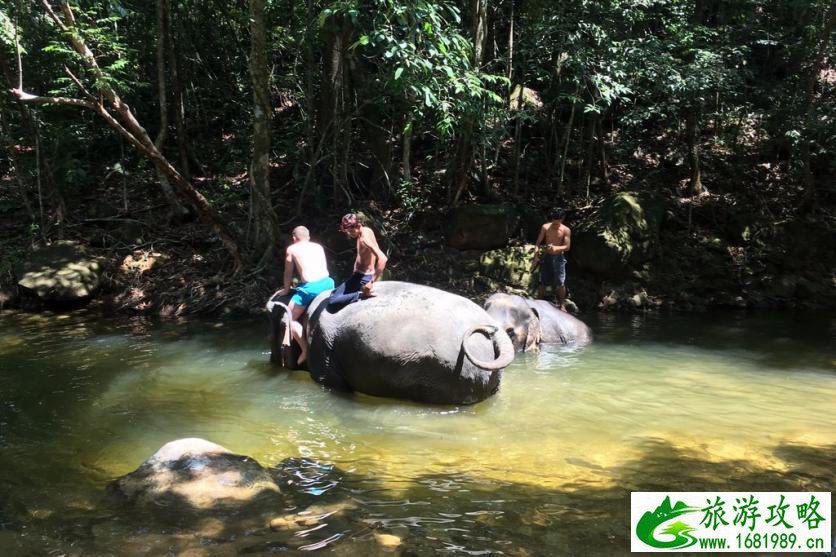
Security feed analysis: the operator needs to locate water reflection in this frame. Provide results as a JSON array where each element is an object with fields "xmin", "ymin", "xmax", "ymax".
[{"xmin": 0, "ymin": 309, "xmax": 834, "ymax": 554}]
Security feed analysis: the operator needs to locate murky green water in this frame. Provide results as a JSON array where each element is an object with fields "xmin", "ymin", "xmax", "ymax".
[{"xmin": 0, "ymin": 309, "xmax": 834, "ymax": 555}]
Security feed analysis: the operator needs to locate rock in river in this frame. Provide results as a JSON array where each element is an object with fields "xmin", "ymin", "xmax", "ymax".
[
  {"xmin": 16, "ymin": 241, "xmax": 103, "ymax": 303},
  {"xmin": 110, "ymin": 438, "xmax": 282, "ymax": 513}
]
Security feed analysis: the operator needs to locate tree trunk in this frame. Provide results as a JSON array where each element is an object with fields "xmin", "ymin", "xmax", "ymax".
[
  {"xmin": 506, "ymin": 0, "xmax": 514, "ymax": 82},
  {"xmin": 557, "ymin": 98, "xmax": 576, "ymax": 198},
  {"xmin": 450, "ymin": 0, "xmax": 488, "ymax": 206},
  {"xmin": 166, "ymin": 0, "xmax": 193, "ymax": 180},
  {"xmin": 686, "ymin": 103, "xmax": 703, "ymax": 196},
  {"xmin": 597, "ymin": 116, "xmax": 609, "ymax": 185},
  {"xmin": 687, "ymin": 0, "xmax": 705, "ymax": 196},
  {"xmin": 319, "ymin": 13, "xmax": 353, "ymax": 206},
  {"xmin": 582, "ymin": 113, "xmax": 595, "ymax": 198},
  {"xmin": 512, "ymin": 83, "xmax": 525, "ymax": 196},
  {"xmin": 297, "ymin": 0, "xmax": 318, "ymax": 212},
  {"xmin": 154, "ymin": 0, "xmax": 189, "ymax": 218},
  {"xmin": 249, "ymin": 0, "xmax": 278, "ymax": 263},
  {"xmin": 402, "ymin": 118, "xmax": 413, "ymax": 184}
]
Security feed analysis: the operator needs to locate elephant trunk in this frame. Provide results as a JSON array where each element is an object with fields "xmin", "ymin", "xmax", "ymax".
[
  {"xmin": 462, "ymin": 325, "xmax": 515, "ymax": 370},
  {"xmin": 271, "ymin": 301, "xmax": 293, "ymax": 327},
  {"xmin": 270, "ymin": 301, "xmax": 295, "ymax": 352}
]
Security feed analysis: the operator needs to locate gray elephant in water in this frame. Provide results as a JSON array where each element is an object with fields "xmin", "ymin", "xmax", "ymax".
[
  {"xmin": 272, "ymin": 281, "xmax": 514, "ymax": 405},
  {"xmin": 484, "ymin": 293, "xmax": 592, "ymax": 351}
]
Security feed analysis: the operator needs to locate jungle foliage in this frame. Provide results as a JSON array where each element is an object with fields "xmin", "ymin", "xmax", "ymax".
[{"xmin": 1, "ymin": 0, "xmax": 833, "ymax": 267}]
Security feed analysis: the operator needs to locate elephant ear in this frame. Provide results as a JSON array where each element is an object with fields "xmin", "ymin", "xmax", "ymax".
[{"xmin": 524, "ymin": 308, "xmax": 541, "ymax": 351}]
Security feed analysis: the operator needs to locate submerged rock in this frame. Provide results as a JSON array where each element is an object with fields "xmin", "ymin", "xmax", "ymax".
[
  {"xmin": 110, "ymin": 438, "xmax": 282, "ymax": 513},
  {"xmin": 374, "ymin": 532, "xmax": 403, "ymax": 549},
  {"xmin": 16, "ymin": 241, "xmax": 103, "ymax": 303}
]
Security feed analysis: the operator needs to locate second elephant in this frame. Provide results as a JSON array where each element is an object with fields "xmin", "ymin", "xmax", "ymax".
[{"xmin": 484, "ymin": 293, "xmax": 592, "ymax": 351}]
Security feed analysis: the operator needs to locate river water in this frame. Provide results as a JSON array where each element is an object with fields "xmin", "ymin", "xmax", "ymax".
[{"xmin": 0, "ymin": 309, "xmax": 833, "ymax": 555}]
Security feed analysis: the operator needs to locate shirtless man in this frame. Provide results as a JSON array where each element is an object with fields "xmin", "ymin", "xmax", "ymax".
[
  {"xmin": 327, "ymin": 213, "xmax": 388, "ymax": 308},
  {"xmin": 269, "ymin": 226, "xmax": 334, "ymax": 364},
  {"xmin": 532, "ymin": 208, "xmax": 572, "ymax": 311}
]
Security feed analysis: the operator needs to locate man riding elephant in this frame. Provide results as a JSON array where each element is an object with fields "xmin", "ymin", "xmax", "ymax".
[{"xmin": 267, "ymin": 226, "xmax": 334, "ymax": 366}]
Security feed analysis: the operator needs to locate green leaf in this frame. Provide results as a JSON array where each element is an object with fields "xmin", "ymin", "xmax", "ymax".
[{"xmin": 394, "ymin": 67, "xmax": 404, "ymax": 80}]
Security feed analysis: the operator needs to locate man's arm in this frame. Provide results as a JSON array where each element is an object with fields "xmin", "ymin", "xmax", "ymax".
[
  {"xmin": 280, "ymin": 248, "xmax": 295, "ymax": 293},
  {"xmin": 533, "ymin": 225, "xmax": 547, "ymax": 265},
  {"xmin": 269, "ymin": 248, "xmax": 295, "ymax": 299},
  {"xmin": 534, "ymin": 225, "xmax": 546, "ymax": 249}
]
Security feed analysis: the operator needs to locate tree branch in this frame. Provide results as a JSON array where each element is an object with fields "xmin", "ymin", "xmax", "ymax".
[
  {"xmin": 63, "ymin": 65, "xmax": 95, "ymax": 101},
  {"xmin": 10, "ymin": 87, "xmax": 94, "ymax": 109}
]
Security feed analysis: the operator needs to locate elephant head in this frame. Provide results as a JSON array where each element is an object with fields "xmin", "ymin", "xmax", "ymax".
[{"xmin": 484, "ymin": 293, "xmax": 542, "ymax": 351}]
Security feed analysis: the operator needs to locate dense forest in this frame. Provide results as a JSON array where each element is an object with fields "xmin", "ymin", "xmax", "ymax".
[{"xmin": 1, "ymin": 0, "xmax": 834, "ymax": 314}]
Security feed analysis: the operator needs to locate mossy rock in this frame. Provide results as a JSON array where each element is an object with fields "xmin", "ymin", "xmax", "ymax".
[
  {"xmin": 480, "ymin": 244, "xmax": 538, "ymax": 291},
  {"xmin": 571, "ymin": 192, "xmax": 665, "ymax": 279},
  {"xmin": 16, "ymin": 241, "xmax": 104, "ymax": 303},
  {"xmin": 447, "ymin": 203, "xmax": 520, "ymax": 250}
]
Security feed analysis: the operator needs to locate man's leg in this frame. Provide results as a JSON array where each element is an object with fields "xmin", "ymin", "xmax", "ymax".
[
  {"xmin": 282, "ymin": 300, "xmax": 298, "ymax": 346},
  {"xmin": 538, "ymin": 254, "xmax": 552, "ymax": 300},
  {"xmin": 327, "ymin": 273, "xmax": 365, "ymax": 308},
  {"xmin": 289, "ymin": 304, "xmax": 308, "ymax": 365}
]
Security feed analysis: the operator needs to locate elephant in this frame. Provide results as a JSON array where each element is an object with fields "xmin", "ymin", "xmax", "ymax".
[
  {"xmin": 484, "ymin": 293, "xmax": 592, "ymax": 351},
  {"xmin": 271, "ymin": 281, "xmax": 515, "ymax": 405}
]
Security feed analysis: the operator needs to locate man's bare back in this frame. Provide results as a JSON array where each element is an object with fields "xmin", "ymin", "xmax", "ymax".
[
  {"xmin": 354, "ymin": 226, "xmax": 383, "ymax": 275},
  {"xmin": 288, "ymin": 241, "xmax": 329, "ymax": 283}
]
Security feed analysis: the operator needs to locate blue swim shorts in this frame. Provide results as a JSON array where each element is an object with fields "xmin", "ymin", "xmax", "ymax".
[
  {"xmin": 539, "ymin": 254, "xmax": 566, "ymax": 287},
  {"xmin": 290, "ymin": 276, "xmax": 335, "ymax": 307}
]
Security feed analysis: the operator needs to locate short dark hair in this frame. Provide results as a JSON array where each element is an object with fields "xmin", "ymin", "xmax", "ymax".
[
  {"xmin": 340, "ymin": 213, "xmax": 360, "ymax": 231},
  {"xmin": 549, "ymin": 207, "xmax": 566, "ymax": 221}
]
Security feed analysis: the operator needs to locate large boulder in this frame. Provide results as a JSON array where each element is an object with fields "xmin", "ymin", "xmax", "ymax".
[
  {"xmin": 571, "ymin": 192, "xmax": 665, "ymax": 279},
  {"xmin": 447, "ymin": 204, "xmax": 520, "ymax": 250},
  {"xmin": 16, "ymin": 241, "xmax": 103, "ymax": 302},
  {"xmin": 517, "ymin": 205, "xmax": 546, "ymax": 243},
  {"xmin": 110, "ymin": 438, "xmax": 282, "ymax": 513}
]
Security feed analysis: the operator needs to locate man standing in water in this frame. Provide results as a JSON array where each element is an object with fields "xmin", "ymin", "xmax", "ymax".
[
  {"xmin": 328, "ymin": 213, "xmax": 388, "ymax": 308},
  {"xmin": 270, "ymin": 226, "xmax": 334, "ymax": 365},
  {"xmin": 532, "ymin": 208, "xmax": 572, "ymax": 311}
]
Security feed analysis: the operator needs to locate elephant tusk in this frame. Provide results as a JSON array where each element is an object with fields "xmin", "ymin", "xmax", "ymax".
[{"xmin": 462, "ymin": 325, "xmax": 515, "ymax": 370}]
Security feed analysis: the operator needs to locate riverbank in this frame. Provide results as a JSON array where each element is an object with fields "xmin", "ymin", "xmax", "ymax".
[{"xmin": 1, "ymin": 174, "xmax": 834, "ymax": 316}]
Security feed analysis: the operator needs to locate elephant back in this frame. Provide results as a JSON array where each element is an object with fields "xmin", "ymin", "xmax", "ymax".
[
  {"xmin": 305, "ymin": 281, "xmax": 512, "ymax": 404},
  {"xmin": 526, "ymin": 299, "xmax": 592, "ymax": 346}
]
